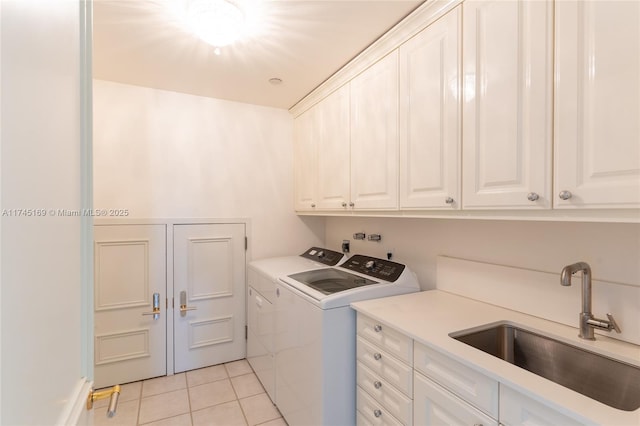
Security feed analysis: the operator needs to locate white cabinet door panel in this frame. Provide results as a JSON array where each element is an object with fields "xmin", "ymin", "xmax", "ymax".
[
  {"xmin": 317, "ymin": 85, "xmax": 351, "ymax": 210},
  {"xmin": 462, "ymin": 0, "xmax": 553, "ymax": 209},
  {"xmin": 414, "ymin": 341, "xmax": 499, "ymax": 418},
  {"xmin": 294, "ymin": 107, "xmax": 318, "ymax": 211},
  {"xmin": 351, "ymin": 51, "xmax": 399, "ymax": 210},
  {"xmin": 555, "ymin": 0, "xmax": 640, "ymax": 208},
  {"xmin": 400, "ymin": 6, "xmax": 461, "ymax": 209},
  {"xmin": 500, "ymin": 384, "xmax": 585, "ymax": 426},
  {"xmin": 414, "ymin": 372, "xmax": 498, "ymax": 426}
]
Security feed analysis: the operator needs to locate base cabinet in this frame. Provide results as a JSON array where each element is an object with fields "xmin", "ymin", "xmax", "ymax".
[
  {"xmin": 357, "ymin": 315, "xmax": 413, "ymax": 425},
  {"xmin": 414, "ymin": 372, "xmax": 498, "ymax": 426},
  {"xmin": 500, "ymin": 385, "xmax": 584, "ymax": 426},
  {"xmin": 357, "ymin": 313, "xmax": 590, "ymax": 426}
]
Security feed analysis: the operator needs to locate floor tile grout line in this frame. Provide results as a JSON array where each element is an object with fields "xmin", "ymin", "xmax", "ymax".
[
  {"xmin": 136, "ymin": 379, "xmax": 143, "ymax": 426},
  {"xmin": 185, "ymin": 372, "xmax": 195, "ymax": 426},
  {"xmin": 227, "ymin": 367, "xmax": 250, "ymax": 426}
]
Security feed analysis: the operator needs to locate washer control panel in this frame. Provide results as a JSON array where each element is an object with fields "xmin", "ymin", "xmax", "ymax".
[
  {"xmin": 340, "ymin": 255, "xmax": 405, "ymax": 282},
  {"xmin": 300, "ymin": 247, "xmax": 345, "ymax": 266}
]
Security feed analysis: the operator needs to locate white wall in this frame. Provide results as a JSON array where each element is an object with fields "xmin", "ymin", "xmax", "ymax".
[
  {"xmin": 325, "ymin": 217, "xmax": 640, "ymax": 289},
  {"xmin": 1, "ymin": 1, "xmax": 86, "ymax": 423},
  {"xmin": 93, "ymin": 80, "xmax": 324, "ymax": 259}
]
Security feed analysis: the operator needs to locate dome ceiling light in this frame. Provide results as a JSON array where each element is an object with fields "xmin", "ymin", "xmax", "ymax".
[{"xmin": 168, "ymin": 0, "xmax": 263, "ymax": 54}]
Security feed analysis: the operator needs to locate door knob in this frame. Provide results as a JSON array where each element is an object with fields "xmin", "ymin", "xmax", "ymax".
[
  {"xmin": 142, "ymin": 293, "xmax": 161, "ymax": 320},
  {"xmin": 180, "ymin": 290, "xmax": 197, "ymax": 316}
]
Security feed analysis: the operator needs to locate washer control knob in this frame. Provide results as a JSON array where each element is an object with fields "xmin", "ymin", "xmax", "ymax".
[
  {"xmin": 373, "ymin": 353, "xmax": 382, "ymax": 361},
  {"xmin": 374, "ymin": 381, "xmax": 382, "ymax": 389},
  {"xmin": 374, "ymin": 324, "xmax": 382, "ymax": 332},
  {"xmin": 373, "ymin": 410, "xmax": 382, "ymax": 418},
  {"xmin": 365, "ymin": 260, "xmax": 376, "ymax": 270}
]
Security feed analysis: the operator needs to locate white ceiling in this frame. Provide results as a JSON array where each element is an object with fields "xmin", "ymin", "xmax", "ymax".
[{"xmin": 93, "ymin": 0, "xmax": 424, "ymax": 109}]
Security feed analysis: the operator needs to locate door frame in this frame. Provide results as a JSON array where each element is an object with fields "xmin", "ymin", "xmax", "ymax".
[{"xmin": 93, "ymin": 218, "xmax": 252, "ymax": 377}]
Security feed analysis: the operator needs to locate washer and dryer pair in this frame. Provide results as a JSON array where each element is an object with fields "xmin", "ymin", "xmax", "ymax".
[{"xmin": 247, "ymin": 247, "xmax": 420, "ymax": 425}]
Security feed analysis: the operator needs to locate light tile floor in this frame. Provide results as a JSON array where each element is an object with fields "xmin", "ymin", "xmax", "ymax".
[{"xmin": 91, "ymin": 360, "xmax": 286, "ymax": 426}]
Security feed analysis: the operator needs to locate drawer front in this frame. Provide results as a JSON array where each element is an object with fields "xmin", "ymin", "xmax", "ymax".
[
  {"xmin": 357, "ymin": 362, "xmax": 413, "ymax": 424},
  {"xmin": 357, "ymin": 337, "xmax": 413, "ymax": 395},
  {"xmin": 357, "ymin": 386, "xmax": 405, "ymax": 426},
  {"xmin": 414, "ymin": 342, "xmax": 499, "ymax": 418},
  {"xmin": 414, "ymin": 372, "xmax": 498, "ymax": 426},
  {"xmin": 500, "ymin": 384, "xmax": 585, "ymax": 426},
  {"xmin": 358, "ymin": 314, "xmax": 413, "ymax": 364}
]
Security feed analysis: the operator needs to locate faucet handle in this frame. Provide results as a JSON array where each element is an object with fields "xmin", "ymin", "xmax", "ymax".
[{"xmin": 606, "ymin": 313, "xmax": 622, "ymax": 333}]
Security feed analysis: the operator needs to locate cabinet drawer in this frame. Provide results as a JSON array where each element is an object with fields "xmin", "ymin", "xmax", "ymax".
[
  {"xmin": 357, "ymin": 337, "xmax": 412, "ymax": 395},
  {"xmin": 414, "ymin": 371, "xmax": 498, "ymax": 426},
  {"xmin": 357, "ymin": 387, "xmax": 404, "ymax": 426},
  {"xmin": 414, "ymin": 341, "xmax": 498, "ymax": 418},
  {"xmin": 500, "ymin": 384, "xmax": 584, "ymax": 426},
  {"xmin": 358, "ymin": 314, "xmax": 413, "ymax": 364},
  {"xmin": 357, "ymin": 362, "xmax": 412, "ymax": 424}
]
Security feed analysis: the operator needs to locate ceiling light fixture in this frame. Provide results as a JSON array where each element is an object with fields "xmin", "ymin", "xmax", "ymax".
[
  {"xmin": 168, "ymin": 0, "xmax": 264, "ymax": 53},
  {"xmin": 187, "ymin": 0, "xmax": 245, "ymax": 47}
]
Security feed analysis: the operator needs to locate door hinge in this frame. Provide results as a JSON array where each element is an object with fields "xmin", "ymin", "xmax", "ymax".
[
  {"xmin": 245, "ymin": 325, "xmax": 248, "ymax": 340},
  {"xmin": 245, "ymin": 236, "xmax": 248, "ymax": 251}
]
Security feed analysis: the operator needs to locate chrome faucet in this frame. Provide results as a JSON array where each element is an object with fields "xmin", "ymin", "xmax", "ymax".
[{"xmin": 560, "ymin": 262, "xmax": 621, "ymax": 340}]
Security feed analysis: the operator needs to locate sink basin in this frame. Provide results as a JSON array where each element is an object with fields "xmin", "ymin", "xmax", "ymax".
[{"xmin": 450, "ymin": 323, "xmax": 640, "ymax": 411}]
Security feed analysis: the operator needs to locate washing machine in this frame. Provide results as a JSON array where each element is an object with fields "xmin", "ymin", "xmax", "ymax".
[
  {"xmin": 274, "ymin": 254, "xmax": 420, "ymax": 426},
  {"xmin": 246, "ymin": 247, "xmax": 346, "ymax": 402}
]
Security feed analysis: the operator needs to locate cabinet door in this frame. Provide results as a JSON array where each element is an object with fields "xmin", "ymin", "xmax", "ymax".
[
  {"xmin": 317, "ymin": 85, "xmax": 351, "ymax": 210},
  {"xmin": 414, "ymin": 372, "xmax": 498, "ymax": 426},
  {"xmin": 462, "ymin": 0, "xmax": 553, "ymax": 209},
  {"xmin": 554, "ymin": 1, "xmax": 640, "ymax": 208},
  {"xmin": 500, "ymin": 385, "xmax": 585, "ymax": 426},
  {"xmin": 351, "ymin": 51, "xmax": 399, "ymax": 210},
  {"xmin": 293, "ymin": 106, "xmax": 318, "ymax": 211},
  {"xmin": 399, "ymin": 6, "xmax": 461, "ymax": 209}
]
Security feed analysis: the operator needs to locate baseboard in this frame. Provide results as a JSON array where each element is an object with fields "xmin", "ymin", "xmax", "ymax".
[{"xmin": 57, "ymin": 377, "xmax": 93, "ymax": 426}]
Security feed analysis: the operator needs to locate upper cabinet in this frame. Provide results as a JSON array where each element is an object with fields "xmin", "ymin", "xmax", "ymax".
[
  {"xmin": 554, "ymin": 0, "xmax": 640, "ymax": 209},
  {"xmin": 317, "ymin": 85, "xmax": 351, "ymax": 210},
  {"xmin": 399, "ymin": 6, "xmax": 461, "ymax": 210},
  {"xmin": 293, "ymin": 106, "xmax": 317, "ymax": 211},
  {"xmin": 291, "ymin": 0, "xmax": 640, "ymax": 221},
  {"xmin": 350, "ymin": 51, "xmax": 400, "ymax": 210},
  {"xmin": 461, "ymin": 0, "xmax": 553, "ymax": 209}
]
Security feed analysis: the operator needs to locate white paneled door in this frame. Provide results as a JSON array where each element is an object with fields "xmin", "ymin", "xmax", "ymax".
[
  {"xmin": 94, "ymin": 224, "xmax": 167, "ymax": 388},
  {"xmin": 173, "ymin": 223, "xmax": 246, "ymax": 373}
]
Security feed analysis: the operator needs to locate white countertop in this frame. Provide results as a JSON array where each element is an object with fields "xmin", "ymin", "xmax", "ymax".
[{"xmin": 351, "ymin": 290, "xmax": 640, "ymax": 426}]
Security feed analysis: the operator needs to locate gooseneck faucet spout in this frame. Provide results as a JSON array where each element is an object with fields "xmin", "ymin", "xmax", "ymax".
[{"xmin": 560, "ymin": 262, "xmax": 621, "ymax": 340}]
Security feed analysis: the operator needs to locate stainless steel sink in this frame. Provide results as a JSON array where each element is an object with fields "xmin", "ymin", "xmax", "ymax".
[{"xmin": 450, "ymin": 323, "xmax": 640, "ymax": 411}]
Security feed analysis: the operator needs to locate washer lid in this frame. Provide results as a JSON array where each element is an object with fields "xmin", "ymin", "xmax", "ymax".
[{"xmin": 286, "ymin": 268, "xmax": 378, "ymax": 295}]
